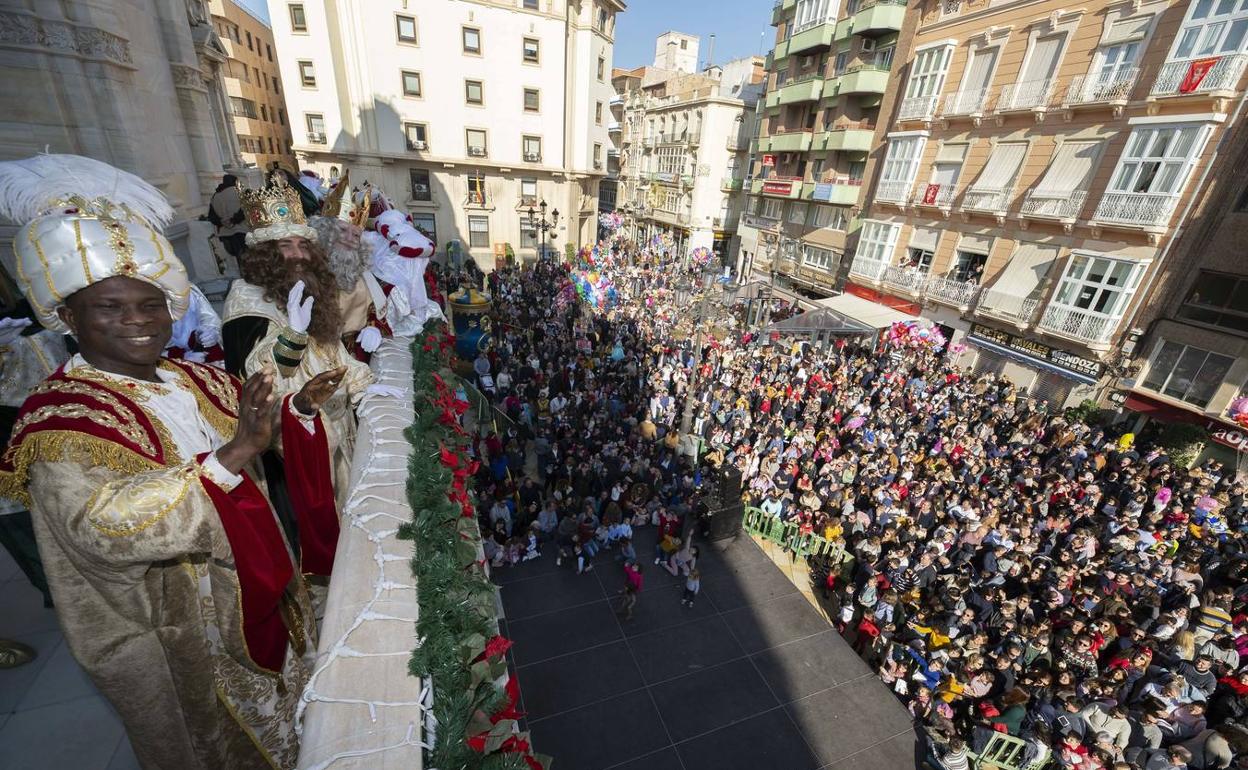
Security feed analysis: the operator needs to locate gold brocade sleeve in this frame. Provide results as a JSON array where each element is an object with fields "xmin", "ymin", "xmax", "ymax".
[
  {"xmin": 27, "ymin": 460, "xmax": 221, "ymax": 572},
  {"xmin": 342, "ymin": 354, "xmax": 373, "ymax": 408}
]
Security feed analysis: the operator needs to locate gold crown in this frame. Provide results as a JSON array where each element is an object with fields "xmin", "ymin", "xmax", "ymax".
[{"xmin": 240, "ymin": 175, "xmax": 316, "ymax": 246}]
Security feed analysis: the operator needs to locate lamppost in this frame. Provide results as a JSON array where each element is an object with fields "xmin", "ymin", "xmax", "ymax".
[
  {"xmin": 526, "ymin": 199, "xmax": 559, "ymax": 261},
  {"xmin": 676, "ymin": 265, "xmax": 736, "ymax": 459}
]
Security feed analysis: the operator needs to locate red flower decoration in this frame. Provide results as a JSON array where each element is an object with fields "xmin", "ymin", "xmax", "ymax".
[{"xmin": 482, "ymin": 634, "xmax": 513, "ymax": 660}]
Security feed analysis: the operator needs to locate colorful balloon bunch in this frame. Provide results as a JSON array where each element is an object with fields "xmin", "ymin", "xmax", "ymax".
[
  {"xmin": 1228, "ymin": 396, "xmax": 1248, "ymax": 428},
  {"xmin": 887, "ymin": 320, "xmax": 948, "ymax": 352},
  {"xmin": 599, "ymin": 212, "xmax": 623, "ymax": 232},
  {"xmin": 572, "ymin": 268, "xmax": 619, "ymax": 310},
  {"xmin": 688, "ymin": 246, "xmax": 713, "ymax": 268}
]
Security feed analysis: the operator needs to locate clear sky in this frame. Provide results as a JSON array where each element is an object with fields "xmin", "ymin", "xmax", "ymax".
[
  {"xmin": 612, "ymin": 0, "xmax": 775, "ymax": 69},
  {"xmin": 233, "ymin": 0, "xmax": 774, "ymax": 71}
]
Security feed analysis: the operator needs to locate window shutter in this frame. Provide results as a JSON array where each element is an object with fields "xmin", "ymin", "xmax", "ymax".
[
  {"xmin": 909, "ymin": 226, "xmax": 940, "ymax": 252},
  {"xmin": 985, "ymin": 242, "xmax": 1060, "ymax": 298},
  {"xmin": 1033, "ymin": 141, "xmax": 1101, "ymax": 197},
  {"xmin": 957, "ymin": 233, "xmax": 994, "ymax": 254},
  {"xmin": 1103, "ymin": 15, "xmax": 1153, "ymax": 45},
  {"xmin": 969, "ymin": 142, "xmax": 1028, "ymax": 191},
  {"xmin": 936, "ymin": 143, "xmax": 968, "ymax": 163}
]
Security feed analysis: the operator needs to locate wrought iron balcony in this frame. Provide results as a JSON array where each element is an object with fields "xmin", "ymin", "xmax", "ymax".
[
  {"xmin": 881, "ymin": 265, "xmax": 927, "ymax": 294},
  {"xmin": 923, "ymin": 275, "xmax": 980, "ymax": 308},
  {"xmin": 962, "ymin": 186, "xmax": 1013, "ymax": 213},
  {"xmin": 897, "ymin": 94, "xmax": 940, "ymax": 121},
  {"xmin": 1038, "ymin": 304, "xmax": 1119, "ymax": 344},
  {"xmin": 976, "ymin": 289, "xmax": 1039, "ymax": 325},
  {"xmin": 1092, "ymin": 191, "xmax": 1180, "ymax": 227},
  {"xmin": 943, "ymin": 87, "xmax": 990, "ymax": 116},
  {"xmin": 1151, "ymin": 54, "xmax": 1248, "ymax": 97},
  {"xmin": 1021, "ymin": 190, "xmax": 1087, "ymax": 220},
  {"xmin": 849, "ymin": 255, "xmax": 888, "ymax": 281},
  {"xmin": 875, "ymin": 179, "xmax": 913, "ymax": 203},
  {"xmin": 997, "ymin": 78, "xmax": 1057, "ymax": 111},
  {"xmin": 1065, "ymin": 69, "xmax": 1138, "ymax": 105}
]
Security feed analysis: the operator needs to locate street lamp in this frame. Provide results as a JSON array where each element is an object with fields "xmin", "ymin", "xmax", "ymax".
[
  {"xmin": 677, "ymin": 267, "xmax": 735, "ymax": 458},
  {"xmin": 526, "ymin": 199, "xmax": 560, "ymax": 261}
]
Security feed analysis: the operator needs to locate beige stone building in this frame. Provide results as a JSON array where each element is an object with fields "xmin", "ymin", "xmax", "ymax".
[
  {"xmin": 0, "ymin": 0, "xmax": 246, "ymax": 293},
  {"xmin": 1121, "ymin": 113, "xmax": 1248, "ymax": 466},
  {"xmin": 210, "ymin": 0, "xmax": 296, "ymax": 171},
  {"xmin": 737, "ymin": 0, "xmax": 908, "ymax": 298},
  {"xmin": 839, "ymin": 0, "xmax": 1248, "ymax": 408},
  {"xmin": 613, "ymin": 34, "xmax": 766, "ymax": 261}
]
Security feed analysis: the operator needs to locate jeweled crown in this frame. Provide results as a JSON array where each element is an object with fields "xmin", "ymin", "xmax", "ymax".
[{"xmin": 240, "ymin": 175, "xmax": 306, "ymax": 231}]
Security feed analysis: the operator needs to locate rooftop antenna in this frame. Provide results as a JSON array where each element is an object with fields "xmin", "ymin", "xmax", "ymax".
[{"xmin": 706, "ymin": 34, "xmax": 716, "ymax": 71}]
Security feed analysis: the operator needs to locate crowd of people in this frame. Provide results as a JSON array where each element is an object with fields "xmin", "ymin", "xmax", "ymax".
[{"xmin": 469, "ymin": 248, "xmax": 1248, "ymax": 770}]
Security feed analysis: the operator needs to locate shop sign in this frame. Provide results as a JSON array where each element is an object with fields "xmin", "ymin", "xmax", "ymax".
[
  {"xmin": 762, "ymin": 180, "xmax": 794, "ymax": 195},
  {"xmin": 968, "ymin": 323, "xmax": 1105, "ymax": 380},
  {"xmin": 762, "ymin": 154, "xmax": 776, "ymax": 167},
  {"xmin": 811, "ymin": 183, "xmax": 833, "ymax": 201},
  {"xmin": 1210, "ymin": 425, "xmax": 1248, "ymax": 452}
]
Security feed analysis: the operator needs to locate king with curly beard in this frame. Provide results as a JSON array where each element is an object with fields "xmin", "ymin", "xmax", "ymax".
[{"xmin": 222, "ymin": 176, "xmax": 378, "ymax": 586}]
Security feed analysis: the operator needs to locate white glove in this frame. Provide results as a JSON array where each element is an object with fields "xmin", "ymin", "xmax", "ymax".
[
  {"xmin": 0, "ymin": 317, "xmax": 32, "ymax": 346},
  {"xmin": 365, "ymin": 383, "xmax": 406, "ymax": 398},
  {"xmin": 286, "ymin": 280, "xmax": 314, "ymax": 334},
  {"xmin": 182, "ymin": 351, "xmax": 208, "ymax": 363},
  {"xmin": 356, "ymin": 326, "xmax": 383, "ymax": 353}
]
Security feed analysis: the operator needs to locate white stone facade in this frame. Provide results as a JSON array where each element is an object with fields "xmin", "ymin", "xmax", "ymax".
[
  {"xmin": 0, "ymin": 0, "xmax": 244, "ymax": 288},
  {"xmin": 268, "ymin": 0, "xmax": 625, "ymax": 268}
]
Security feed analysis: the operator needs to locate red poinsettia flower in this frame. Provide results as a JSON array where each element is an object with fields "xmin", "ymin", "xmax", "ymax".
[
  {"xmin": 482, "ymin": 634, "xmax": 513, "ymax": 660},
  {"xmin": 466, "ymin": 733, "xmax": 488, "ymax": 752}
]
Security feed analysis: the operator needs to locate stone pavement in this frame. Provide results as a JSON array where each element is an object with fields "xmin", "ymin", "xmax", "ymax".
[
  {"xmin": 0, "ymin": 543, "xmax": 139, "ymax": 770},
  {"xmin": 493, "ymin": 524, "xmax": 920, "ymax": 770}
]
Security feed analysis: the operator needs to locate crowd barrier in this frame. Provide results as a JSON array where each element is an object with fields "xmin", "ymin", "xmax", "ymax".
[{"xmin": 741, "ymin": 505, "xmax": 845, "ymax": 562}]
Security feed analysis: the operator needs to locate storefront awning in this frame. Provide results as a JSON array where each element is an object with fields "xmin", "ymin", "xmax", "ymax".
[
  {"xmin": 816, "ymin": 293, "xmax": 914, "ymax": 330},
  {"xmin": 760, "ymin": 307, "xmax": 875, "ymax": 337}
]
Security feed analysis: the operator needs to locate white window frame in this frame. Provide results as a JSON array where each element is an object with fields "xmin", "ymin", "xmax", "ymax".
[
  {"xmin": 1141, "ymin": 339, "xmax": 1236, "ymax": 409},
  {"xmin": 803, "ymin": 245, "xmax": 837, "ymax": 270},
  {"xmin": 1169, "ymin": 0, "xmax": 1248, "ymax": 60},
  {"xmin": 877, "ymin": 135, "xmax": 927, "ymax": 201},
  {"xmin": 788, "ymin": 202, "xmax": 809, "ymax": 224},
  {"xmin": 794, "ymin": 0, "xmax": 836, "ymax": 33},
  {"xmin": 902, "ymin": 44, "xmax": 954, "ymax": 104},
  {"xmin": 761, "ymin": 198, "xmax": 784, "ymax": 219},
  {"xmin": 1108, "ymin": 123, "xmax": 1211, "ymax": 196},
  {"xmin": 855, "ymin": 220, "xmax": 901, "ymax": 274},
  {"xmin": 1050, "ymin": 253, "xmax": 1146, "ymax": 320},
  {"xmin": 468, "ymin": 215, "xmax": 490, "ymax": 248}
]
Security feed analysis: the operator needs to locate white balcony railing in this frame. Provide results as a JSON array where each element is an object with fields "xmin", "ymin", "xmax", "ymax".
[
  {"xmin": 998, "ymin": 78, "xmax": 1056, "ymax": 111},
  {"xmin": 307, "ymin": 131, "xmax": 326, "ymax": 144},
  {"xmin": 881, "ymin": 265, "xmax": 928, "ymax": 293},
  {"xmin": 1021, "ymin": 190, "xmax": 1087, "ymax": 219},
  {"xmin": 1092, "ymin": 191, "xmax": 1180, "ymax": 227},
  {"xmin": 1151, "ymin": 54, "xmax": 1248, "ymax": 97},
  {"xmin": 923, "ymin": 275, "xmax": 980, "ymax": 307},
  {"xmin": 849, "ymin": 255, "xmax": 889, "ymax": 281},
  {"xmin": 1065, "ymin": 68, "xmax": 1139, "ymax": 105},
  {"xmin": 1038, "ymin": 304, "xmax": 1119, "ymax": 344},
  {"xmin": 912, "ymin": 183, "xmax": 957, "ymax": 208},
  {"xmin": 897, "ymin": 94, "xmax": 941, "ymax": 121},
  {"xmin": 943, "ymin": 87, "xmax": 991, "ymax": 115},
  {"xmin": 977, "ymin": 289, "xmax": 1039, "ymax": 324},
  {"xmin": 875, "ymin": 179, "xmax": 914, "ymax": 203},
  {"xmin": 962, "ymin": 186, "xmax": 1013, "ymax": 212}
]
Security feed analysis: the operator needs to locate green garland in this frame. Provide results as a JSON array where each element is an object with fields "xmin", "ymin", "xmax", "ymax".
[{"xmin": 399, "ymin": 321, "xmax": 548, "ymax": 770}]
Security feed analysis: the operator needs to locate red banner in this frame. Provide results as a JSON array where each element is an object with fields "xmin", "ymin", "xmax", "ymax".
[
  {"xmin": 762, "ymin": 154, "xmax": 776, "ymax": 167},
  {"xmin": 923, "ymin": 183, "xmax": 941, "ymax": 205},
  {"xmin": 1179, "ymin": 57, "xmax": 1220, "ymax": 94},
  {"xmin": 762, "ymin": 180, "xmax": 794, "ymax": 195}
]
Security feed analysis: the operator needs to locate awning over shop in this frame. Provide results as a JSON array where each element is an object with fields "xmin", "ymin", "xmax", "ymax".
[
  {"xmin": 760, "ymin": 307, "xmax": 875, "ymax": 337},
  {"xmin": 816, "ymin": 292, "xmax": 914, "ymax": 330},
  {"xmin": 737, "ymin": 280, "xmax": 822, "ymax": 311}
]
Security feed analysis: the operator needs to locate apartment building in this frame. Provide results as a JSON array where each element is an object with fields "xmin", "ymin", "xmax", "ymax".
[
  {"xmin": 736, "ymin": 0, "xmax": 908, "ymax": 296},
  {"xmin": 613, "ymin": 34, "xmax": 766, "ymax": 259},
  {"xmin": 1119, "ymin": 113, "xmax": 1248, "ymax": 467},
  {"xmin": 268, "ymin": 0, "xmax": 625, "ymax": 267},
  {"xmin": 841, "ymin": 0, "xmax": 1248, "ymax": 408},
  {"xmin": 211, "ymin": 0, "xmax": 296, "ymax": 172}
]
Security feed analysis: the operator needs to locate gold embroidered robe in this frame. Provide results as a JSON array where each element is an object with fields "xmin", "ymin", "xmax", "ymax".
[
  {"xmin": 222, "ymin": 280, "xmax": 374, "ymax": 509},
  {"xmin": 0, "ymin": 360, "xmax": 315, "ymax": 770}
]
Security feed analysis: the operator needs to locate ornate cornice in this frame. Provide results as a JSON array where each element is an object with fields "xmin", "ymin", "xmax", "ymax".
[{"xmin": 0, "ymin": 10, "xmax": 134, "ymax": 69}]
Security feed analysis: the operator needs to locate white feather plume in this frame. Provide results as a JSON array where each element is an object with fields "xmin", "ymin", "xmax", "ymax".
[{"xmin": 0, "ymin": 154, "xmax": 174, "ymax": 227}]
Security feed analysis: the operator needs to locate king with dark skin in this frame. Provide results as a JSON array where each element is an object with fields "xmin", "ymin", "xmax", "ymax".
[{"xmin": 57, "ymin": 275, "xmax": 345, "ymax": 474}]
